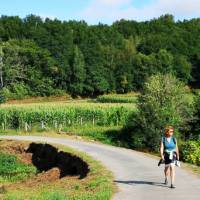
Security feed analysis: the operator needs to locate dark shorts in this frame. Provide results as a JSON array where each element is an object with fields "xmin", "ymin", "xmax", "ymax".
[{"xmin": 164, "ymin": 152, "xmax": 177, "ymax": 165}]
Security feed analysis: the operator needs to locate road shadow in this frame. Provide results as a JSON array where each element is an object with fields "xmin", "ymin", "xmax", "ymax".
[{"xmin": 114, "ymin": 180, "xmax": 168, "ymax": 188}]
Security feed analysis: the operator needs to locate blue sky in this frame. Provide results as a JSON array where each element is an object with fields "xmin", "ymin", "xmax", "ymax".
[{"xmin": 0, "ymin": 0, "xmax": 199, "ymax": 24}]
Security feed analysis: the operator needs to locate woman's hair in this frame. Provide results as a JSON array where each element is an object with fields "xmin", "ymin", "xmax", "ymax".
[{"xmin": 165, "ymin": 126, "xmax": 174, "ymax": 135}]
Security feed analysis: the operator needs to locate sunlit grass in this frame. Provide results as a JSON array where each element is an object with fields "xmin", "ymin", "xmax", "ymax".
[{"xmin": 0, "ymin": 153, "xmax": 36, "ymax": 184}]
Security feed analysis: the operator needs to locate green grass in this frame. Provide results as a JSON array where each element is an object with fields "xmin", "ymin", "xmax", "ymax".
[
  {"xmin": 63, "ymin": 125, "xmax": 122, "ymax": 144},
  {"xmin": 0, "ymin": 153, "xmax": 37, "ymax": 184},
  {"xmin": 5, "ymin": 191, "xmax": 67, "ymax": 200},
  {"xmin": 0, "ymin": 124, "xmax": 123, "ymax": 147}
]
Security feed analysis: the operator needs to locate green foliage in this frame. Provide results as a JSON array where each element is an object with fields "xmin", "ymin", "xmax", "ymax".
[
  {"xmin": 85, "ymin": 64, "xmax": 110, "ymax": 96},
  {"xmin": 0, "ymin": 89, "xmax": 7, "ymax": 104},
  {"xmin": 0, "ymin": 87, "xmax": 11, "ymax": 100},
  {"xmin": 0, "ymin": 15, "xmax": 199, "ymax": 98},
  {"xmin": 173, "ymin": 54, "xmax": 192, "ymax": 83},
  {"xmin": 189, "ymin": 93, "xmax": 200, "ymax": 139},
  {"xmin": 1, "ymin": 39, "xmax": 57, "ymax": 97},
  {"xmin": 125, "ymin": 73, "xmax": 194, "ymax": 151},
  {"xmin": 51, "ymin": 89, "xmax": 67, "ymax": 96},
  {"xmin": 132, "ymin": 49, "xmax": 175, "ymax": 89},
  {"xmin": 0, "ymin": 84, "xmax": 30, "ymax": 101},
  {"xmin": 0, "ymin": 153, "xmax": 36, "ymax": 183},
  {"xmin": 180, "ymin": 141, "xmax": 200, "ymax": 166},
  {"xmin": 70, "ymin": 46, "xmax": 86, "ymax": 96},
  {"xmin": 96, "ymin": 93, "xmax": 138, "ymax": 103},
  {"xmin": 9, "ymin": 83, "xmax": 30, "ymax": 100}
]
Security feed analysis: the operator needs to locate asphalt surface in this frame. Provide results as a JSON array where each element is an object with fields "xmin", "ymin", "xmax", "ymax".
[{"xmin": 0, "ymin": 135, "xmax": 200, "ymax": 200}]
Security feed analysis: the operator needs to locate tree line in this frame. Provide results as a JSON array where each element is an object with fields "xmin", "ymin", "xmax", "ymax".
[{"xmin": 0, "ymin": 14, "xmax": 200, "ymax": 98}]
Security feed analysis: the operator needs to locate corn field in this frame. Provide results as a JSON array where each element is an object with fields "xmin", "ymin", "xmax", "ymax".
[{"xmin": 0, "ymin": 102, "xmax": 136, "ymax": 131}]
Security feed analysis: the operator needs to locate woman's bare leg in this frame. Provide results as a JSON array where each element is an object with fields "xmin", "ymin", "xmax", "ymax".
[
  {"xmin": 170, "ymin": 165, "xmax": 175, "ymax": 185},
  {"xmin": 164, "ymin": 165, "xmax": 170, "ymax": 183}
]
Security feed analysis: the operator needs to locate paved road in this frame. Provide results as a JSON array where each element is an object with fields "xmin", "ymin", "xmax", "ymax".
[{"xmin": 0, "ymin": 136, "xmax": 200, "ymax": 200}]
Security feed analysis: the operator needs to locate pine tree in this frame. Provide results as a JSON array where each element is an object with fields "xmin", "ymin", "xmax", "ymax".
[{"xmin": 70, "ymin": 46, "xmax": 86, "ymax": 96}]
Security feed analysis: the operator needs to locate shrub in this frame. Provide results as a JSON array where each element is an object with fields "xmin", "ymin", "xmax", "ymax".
[
  {"xmin": 189, "ymin": 93, "xmax": 200, "ymax": 139},
  {"xmin": 9, "ymin": 83, "xmax": 30, "ymax": 100},
  {"xmin": 0, "ymin": 89, "xmax": 7, "ymax": 104},
  {"xmin": 51, "ymin": 89, "xmax": 67, "ymax": 96},
  {"xmin": 180, "ymin": 141, "xmax": 200, "ymax": 166},
  {"xmin": 1, "ymin": 87, "xmax": 11, "ymax": 98},
  {"xmin": 125, "ymin": 73, "xmax": 194, "ymax": 151}
]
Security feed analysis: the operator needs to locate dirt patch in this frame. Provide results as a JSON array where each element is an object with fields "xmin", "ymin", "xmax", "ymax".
[
  {"xmin": 0, "ymin": 140, "xmax": 33, "ymax": 165},
  {"xmin": 0, "ymin": 140, "xmax": 89, "ymax": 190}
]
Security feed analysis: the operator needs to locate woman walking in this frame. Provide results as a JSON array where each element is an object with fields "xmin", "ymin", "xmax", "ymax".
[{"xmin": 160, "ymin": 126, "xmax": 179, "ymax": 188}]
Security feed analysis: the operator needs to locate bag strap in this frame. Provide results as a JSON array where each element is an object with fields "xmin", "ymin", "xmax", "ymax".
[
  {"xmin": 162, "ymin": 136, "xmax": 166, "ymax": 149},
  {"xmin": 162, "ymin": 136, "xmax": 176, "ymax": 146},
  {"xmin": 173, "ymin": 137, "xmax": 176, "ymax": 145}
]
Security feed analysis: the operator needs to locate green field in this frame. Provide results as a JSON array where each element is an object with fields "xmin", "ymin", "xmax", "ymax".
[
  {"xmin": 0, "ymin": 94, "xmax": 137, "ymax": 150},
  {"xmin": 0, "ymin": 96, "xmax": 137, "ymax": 132}
]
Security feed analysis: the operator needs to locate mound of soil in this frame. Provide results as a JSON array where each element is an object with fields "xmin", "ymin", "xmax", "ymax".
[
  {"xmin": 0, "ymin": 140, "xmax": 89, "ymax": 189},
  {"xmin": 26, "ymin": 142, "xmax": 89, "ymax": 179}
]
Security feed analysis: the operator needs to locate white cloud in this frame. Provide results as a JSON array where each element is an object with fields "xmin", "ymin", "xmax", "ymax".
[{"xmin": 78, "ymin": 0, "xmax": 200, "ymax": 24}]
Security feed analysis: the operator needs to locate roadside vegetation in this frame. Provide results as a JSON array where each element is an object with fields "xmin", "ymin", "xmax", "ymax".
[{"xmin": 0, "ymin": 140, "xmax": 114, "ymax": 200}]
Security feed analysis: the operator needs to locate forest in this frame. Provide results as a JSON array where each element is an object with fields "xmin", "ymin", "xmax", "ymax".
[{"xmin": 0, "ymin": 14, "xmax": 200, "ymax": 99}]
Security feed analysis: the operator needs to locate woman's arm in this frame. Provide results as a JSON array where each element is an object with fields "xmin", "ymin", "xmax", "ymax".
[
  {"xmin": 160, "ymin": 141, "xmax": 164, "ymax": 160},
  {"xmin": 176, "ymin": 139, "xmax": 179, "ymax": 160}
]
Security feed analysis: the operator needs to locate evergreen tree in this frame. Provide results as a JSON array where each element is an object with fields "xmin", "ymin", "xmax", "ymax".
[{"xmin": 70, "ymin": 46, "xmax": 86, "ymax": 96}]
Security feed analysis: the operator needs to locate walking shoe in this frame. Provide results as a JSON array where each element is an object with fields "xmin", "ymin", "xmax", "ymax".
[
  {"xmin": 164, "ymin": 178, "xmax": 168, "ymax": 185},
  {"xmin": 170, "ymin": 184, "xmax": 176, "ymax": 189}
]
